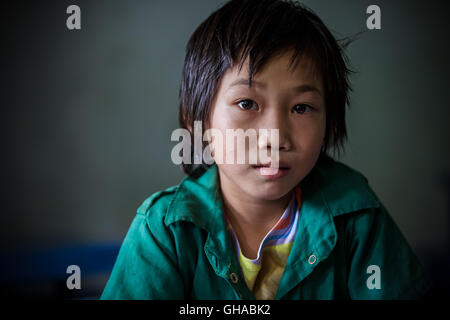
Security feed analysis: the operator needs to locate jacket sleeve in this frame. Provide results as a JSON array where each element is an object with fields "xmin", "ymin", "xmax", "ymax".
[
  {"xmin": 100, "ymin": 205, "xmax": 185, "ymax": 299},
  {"xmin": 346, "ymin": 204, "xmax": 431, "ymax": 299}
]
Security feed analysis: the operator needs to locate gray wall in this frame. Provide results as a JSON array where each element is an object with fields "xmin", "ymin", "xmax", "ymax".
[{"xmin": 3, "ymin": 0, "xmax": 449, "ymax": 270}]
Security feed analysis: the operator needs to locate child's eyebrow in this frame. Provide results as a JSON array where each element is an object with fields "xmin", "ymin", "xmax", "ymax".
[{"xmin": 227, "ymin": 78, "xmax": 322, "ymax": 97}]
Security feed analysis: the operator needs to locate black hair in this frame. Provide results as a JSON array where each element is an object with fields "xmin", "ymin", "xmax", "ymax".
[{"xmin": 179, "ymin": 0, "xmax": 354, "ymax": 176}]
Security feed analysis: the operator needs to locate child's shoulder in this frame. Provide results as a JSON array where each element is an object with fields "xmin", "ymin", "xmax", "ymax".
[
  {"xmin": 136, "ymin": 184, "xmax": 179, "ymax": 218},
  {"xmin": 308, "ymin": 154, "xmax": 381, "ymax": 217},
  {"xmin": 135, "ymin": 165, "xmax": 218, "ymax": 229},
  {"xmin": 315, "ymin": 153, "xmax": 371, "ymax": 185}
]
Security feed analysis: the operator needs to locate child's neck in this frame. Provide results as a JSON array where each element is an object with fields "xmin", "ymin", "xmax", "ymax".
[{"xmin": 219, "ymin": 177, "xmax": 293, "ymax": 260}]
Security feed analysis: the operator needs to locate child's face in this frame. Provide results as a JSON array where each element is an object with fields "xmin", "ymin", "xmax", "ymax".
[{"xmin": 208, "ymin": 49, "xmax": 326, "ymax": 201}]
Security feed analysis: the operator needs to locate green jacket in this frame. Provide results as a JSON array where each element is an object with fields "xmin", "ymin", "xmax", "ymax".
[{"xmin": 101, "ymin": 155, "xmax": 431, "ymax": 300}]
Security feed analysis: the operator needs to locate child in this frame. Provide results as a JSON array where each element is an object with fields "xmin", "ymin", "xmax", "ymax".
[{"xmin": 101, "ymin": 0, "xmax": 430, "ymax": 299}]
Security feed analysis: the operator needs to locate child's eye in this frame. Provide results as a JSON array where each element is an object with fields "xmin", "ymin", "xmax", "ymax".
[
  {"xmin": 236, "ymin": 99, "xmax": 259, "ymax": 111},
  {"xmin": 291, "ymin": 104, "xmax": 313, "ymax": 114}
]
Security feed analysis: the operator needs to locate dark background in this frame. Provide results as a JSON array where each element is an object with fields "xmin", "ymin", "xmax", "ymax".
[{"xmin": 1, "ymin": 0, "xmax": 449, "ymax": 299}]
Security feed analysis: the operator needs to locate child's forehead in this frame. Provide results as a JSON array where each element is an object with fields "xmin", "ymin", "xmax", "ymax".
[{"xmin": 223, "ymin": 48, "xmax": 323, "ymax": 90}]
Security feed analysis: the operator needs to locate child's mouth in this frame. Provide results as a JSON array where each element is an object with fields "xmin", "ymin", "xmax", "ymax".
[{"xmin": 252, "ymin": 163, "xmax": 290, "ymax": 179}]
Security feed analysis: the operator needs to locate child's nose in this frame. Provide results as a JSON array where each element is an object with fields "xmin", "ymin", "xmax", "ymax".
[{"xmin": 257, "ymin": 111, "xmax": 292, "ymax": 152}]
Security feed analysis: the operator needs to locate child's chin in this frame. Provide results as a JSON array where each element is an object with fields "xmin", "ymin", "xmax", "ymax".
[{"xmin": 249, "ymin": 183, "xmax": 293, "ymax": 201}]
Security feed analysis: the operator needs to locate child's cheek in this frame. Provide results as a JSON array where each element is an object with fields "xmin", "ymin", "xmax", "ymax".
[
  {"xmin": 209, "ymin": 129, "xmax": 245, "ymax": 165},
  {"xmin": 210, "ymin": 128, "xmax": 275, "ymax": 166}
]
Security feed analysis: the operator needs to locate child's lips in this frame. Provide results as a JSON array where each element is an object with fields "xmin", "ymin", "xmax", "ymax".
[{"xmin": 251, "ymin": 163, "xmax": 291, "ymax": 179}]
